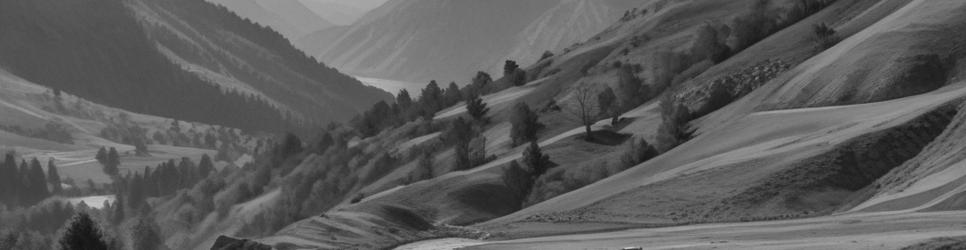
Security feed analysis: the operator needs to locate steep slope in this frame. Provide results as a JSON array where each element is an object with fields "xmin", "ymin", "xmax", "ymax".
[
  {"xmin": 483, "ymin": 0, "xmax": 966, "ymax": 235},
  {"xmin": 206, "ymin": 0, "xmax": 334, "ymax": 41},
  {"xmin": 208, "ymin": 0, "xmax": 966, "ymax": 249},
  {"xmin": 305, "ymin": 0, "xmax": 641, "ymax": 83},
  {"xmin": 131, "ymin": 0, "xmax": 393, "ymax": 127},
  {"xmin": 0, "ymin": 68, "xmax": 229, "ymax": 186}
]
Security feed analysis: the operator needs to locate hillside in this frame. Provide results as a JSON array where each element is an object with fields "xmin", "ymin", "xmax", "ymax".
[
  {"xmin": 0, "ymin": 0, "xmax": 391, "ymax": 133},
  {"xmin": 200, "ymin": 0, "xmax": 966, "ymax": 249},
  {"xmin": 301, "ymin": 0, "xmax": 642, "ymax": 83},
  {"xmin": 206, "ymin": 0, "xmax": 335, "ymax": 41}
]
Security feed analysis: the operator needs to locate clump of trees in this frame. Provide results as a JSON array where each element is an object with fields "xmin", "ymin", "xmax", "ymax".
[
  {"xmin": 0, "ymin": 154, "xmax": 62, "ymax": 207},
  {"xmin": 95, "ymin": 147, "xmax": 121, "ymax": 177},
  {"xmin": 504, "ymin": 60, "xmax": 528, "ymax": 86},
  {"xmin": 502, "ymin": 142, "xmax": 554, "ymax": 208},
  {"xmin": 510, "ymin": 103, "xmax": 543, "ymax": 146}
]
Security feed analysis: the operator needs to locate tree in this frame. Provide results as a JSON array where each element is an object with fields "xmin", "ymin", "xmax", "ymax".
[
  {"xmin": 102, "ymin": 147, "xmax": 121, "ymax": 177},
  {"xmin": 502, "ymin": 161, "xmax": 533, "ymax": 204},
  {"xmin": 134, "ymin": 138, "xmax": 150, "ymax": 157},
  {"xmin": 813, "ymin": 22, "xmax": 837, "ymax": 49},
  {"xmin": 58, "ymin": 213, "xmax": 109, "ymax": 250},
  {"xmin": 48, "ymin": 158, "xmax": 63, "ymax": 194},
  {"xmin": 447, "ymin": 118, "xmax": 475, "ymax": 171},
  {"xmin": 504, "ymin": 60, "xmax": 527, "ymax": 86},
  {"xmin": 95, "ymin": 147, "xmax": 107, "ymax": 166},
  {"xmin": 198, "ymin": 154, "xmax": 215, "ymax": 178},
  {"xmin": 28, "ymin": 158, "xmax": 50, "ymax": 203},
  {"xmin": 131, "ymin": 216, "xmax": 164, "ymax": 250},
  {"xmin": 656, "ymin": 96, "xmax": 693, "ymax": 151},
  {"xmin": 522, "ymin": 142, "xmax": 552, "ymax": 177},
  {"xmin": 278, "ymin": 133, "xmax": 303, "ymax": 159},
  {"xmin": 396, "ymin": 89, "xmax": 413, "ymax": 108},
  {"xmin": 410, "ymin": 152, "xmax": 434, "ymax": 182},
  {"xmin": 617, "ymin": 64, "xmax": 644, "ymax": 109},
  {"xmin": 444, "ymin": 82, "xmax": 462, "ymax": 107},
  {"xmin": 598, "ymin": 87, "xmax": 618, "ymax": 125},
  {"xmin": 510, "ymin": 102, "xmax": 542, "ymax": 146},
  {"xmin": 1, "ymin": 153, "xmax": 18, "ymax": 204},
  {"xmin": 420, "ymin": 80, "xmax": 444, "ymax": 118},
  {"xmin": 566, "ymin": 86, "xmax": 599, "ymax": 140},
  {"xmin": 465, "ymin": 94, "xmax": 489, "ymax": 123},
  {"xmin": 620, "ymin": 138, "xmax": 659, "ymax": 169}
]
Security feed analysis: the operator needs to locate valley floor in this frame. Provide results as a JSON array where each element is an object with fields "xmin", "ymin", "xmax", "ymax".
[{"xmin": 397, "ymin": 211, "xmax": 966, "ymax": 250}]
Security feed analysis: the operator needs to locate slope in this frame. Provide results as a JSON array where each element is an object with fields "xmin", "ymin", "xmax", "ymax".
[{"xmin": 306, "ymin": 0, "xmax": 641, "ymax": 83}]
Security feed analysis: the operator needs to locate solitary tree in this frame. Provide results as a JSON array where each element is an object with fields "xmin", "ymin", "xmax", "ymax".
[
  {"xmin": 447, "ymin": 118, "xmax": 475, "ymax": 171},
  {"xmin": 598, "ymin": 87, "xmax": 619, "ymax": 125},
  {"xmin": 566, "ymin": 86, "xmax": 600, "ymax": 140},
  {"xmin": 465, "ymin": 94, "xmax": 489, "ymax": 123},
  {"xmin": 510, "ymin": 103, "xmax": 542, "ymax": 146},
  {"xmin": 522, "ymin": 142, "xmax": 552, "ymax": 177},
  {"xmin": 58, "ymin": 213, "xmax": 109, "ymax": 250}
]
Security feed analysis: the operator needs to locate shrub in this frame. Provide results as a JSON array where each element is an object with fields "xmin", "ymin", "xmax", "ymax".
[{"xmin": 812, "ymin": 23, "xmax": 838, "ymax": 50}]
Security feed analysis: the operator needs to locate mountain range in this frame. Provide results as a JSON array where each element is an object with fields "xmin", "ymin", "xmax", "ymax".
[{"xmin": 298, "ymin": 0, "xmax": 643, "ymax": 84}]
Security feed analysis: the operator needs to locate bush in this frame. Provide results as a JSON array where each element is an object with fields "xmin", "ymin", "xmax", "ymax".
[{"xmin": 812, "ymin": 23, "xmax": 838, "ymax": 49}]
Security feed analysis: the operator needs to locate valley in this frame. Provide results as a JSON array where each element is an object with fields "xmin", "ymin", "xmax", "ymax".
[{"xmin": 4, "ymin": 0, "xmax": 966, "ymax": 249}]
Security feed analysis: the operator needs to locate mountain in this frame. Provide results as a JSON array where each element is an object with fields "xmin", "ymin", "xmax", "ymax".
[
  {"xmin": 206, "ymin": 0, "xmax": 966, "ymax": 248},
  {"xmin": 302, "ymin": 0, "xmax": 642, "ymax": 84},
  {"xmin": 206, "ymin": 0, "xmax": 335, "ymax": 41},
  {"xmin": 296, "ymin": 0, "xmax": 369, "ymax": 26},
  {"xmin": 0, "ymin": 0, "xmax": 391, "ymax": 133}
]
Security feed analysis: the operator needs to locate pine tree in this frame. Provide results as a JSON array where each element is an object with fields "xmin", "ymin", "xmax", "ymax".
[
  {"xmin": 131, "ymin": 216, "xmax": 163, "ymax": 250},
  {"xmin": 58, "ymin": 213, "xmax": 109, "ymax": 250},
  {"xmin": 396, "ymin": 89, "xmax": 413, "ymax": 108},
  {"xmin": 95, "ymin": 147, "xmax": 107, "ymax": 166},
  {"xmin": 0, "ymin": 154, "xmax": 17, "ymax": 204},
  {"xmin": 522, "ymin": 142, "xmax": 552, "ymax": 177},
  {"xmin": 47, "ymin": 158, "xmax": 63, "ymax": 194},
  {"xmin": 198, "ymin": 154, "xmax": 215, "ymax": 179},
  {"xmin": 28, "ymin": 158, "xmax": 50, "ymax": 204},
  {"xmin": 597, "ymin": 87, "xmax": 618, "ymax": 125},
  {"xmin": 465, "ymin": 94, "xmax": 489, "ymax": 123},
  {"xmin": 444, "ymin": 82, "xmax": 462, "ymax": 107},
  {"xmin": 502, "ymin": 161, "xmax": 533, "ymax": 201},
  {"xmin": 104, "ymin": 147, "xmax": 121, "ymax": 177}
]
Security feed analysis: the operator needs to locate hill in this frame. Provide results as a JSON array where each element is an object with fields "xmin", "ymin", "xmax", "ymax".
[
  {"xmin": 0, "ymin": 0, "xmax": 391, "ymax": 133},
  {"xmin": 201, "ymin": 0, "xmax": 966, "ymax": 249},
  {"xmin": 206, "ymin": 0, "xmax": 335, "ymax": 41}
]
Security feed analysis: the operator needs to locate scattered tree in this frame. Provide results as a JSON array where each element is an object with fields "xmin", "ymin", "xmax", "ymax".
[
  {"xmin": 58, "ymin": 213, "xmax": 109, "ymax": 250},
  {"xmin": 522, "ymin": 142, "xmax": 552, "ymax": 177},
  {"xmin": 566, "ymin": 86, "xmax": 600, "ymax": 140},
  {"xmin": 510, "ymin": 103, "xmax": 542, "ymax": 146},
  {"xmin": 598, "ymin": 87, "xmax": 619, "ymax": 125},
  {"xmin": 47, "ymin": 159, "xmax": 63, "ymax": 194},
  {"xmin": 465, "ymin": 94, "xmax": 489, "ymax": 123}
]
